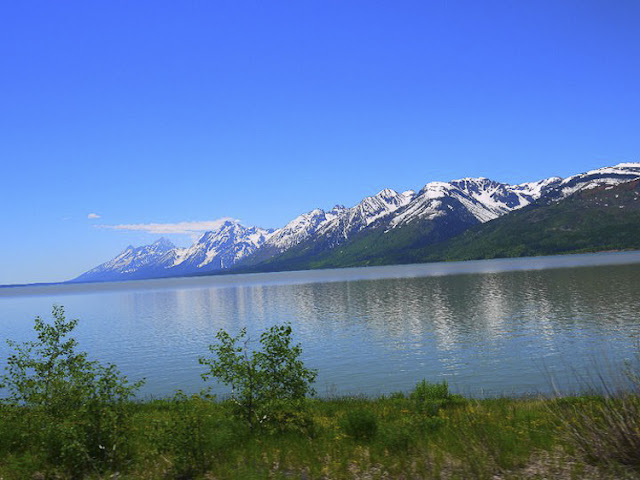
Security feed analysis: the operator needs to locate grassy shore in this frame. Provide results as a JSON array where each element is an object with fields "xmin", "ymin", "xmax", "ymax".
[
  {"xmin": 2, "ymin": 310, "xmax": 638, "ymax": 479},
  {"xmin": 1, "ymin": 383, "xmax": 639, "ymax": 479}
]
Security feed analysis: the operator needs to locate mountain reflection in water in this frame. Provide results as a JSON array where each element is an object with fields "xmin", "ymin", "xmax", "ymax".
[{"xmin": 1, "ymin": 252, "xmax": 639, "ymax": 398}]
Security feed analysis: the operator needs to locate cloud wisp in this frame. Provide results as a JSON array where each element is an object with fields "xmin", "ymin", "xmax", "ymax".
[
  {"xmin": 97, "ymin": 218, "xmax": 239, "ymax": 236},
  {"xmin": 87, "ymin": 213, "xmax": 101, "ymax": 219}
]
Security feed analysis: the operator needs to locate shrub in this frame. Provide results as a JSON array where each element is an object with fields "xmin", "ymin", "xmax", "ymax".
[
  {"xmin": 411, "ymin": 379, "xmax": 450, "ymax": 403},
  {"xmin": 0, "ymin": 306, "xmax": 144, "ymax": 475},
  {"xmin": 410, "ymin": 379, "xmax": 462, "ymax": 416},
  {"xmin": 341, "ymin": 408, "xmax": 378, "ymax": 440},
  {"xmin": 199, "ymin": 323, "xmax": 317, "ymax": 431}
]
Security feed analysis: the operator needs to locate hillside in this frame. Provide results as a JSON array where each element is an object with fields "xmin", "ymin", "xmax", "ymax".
[
  {"xmin": 413, "ymin": 179, "xmax": 640, "ymax": 262},
  {"xmin": 238, "ymin": 178, "xmax": 640, "ymax": 271}
]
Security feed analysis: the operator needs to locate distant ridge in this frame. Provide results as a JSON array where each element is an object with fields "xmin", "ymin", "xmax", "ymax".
[
  {"xmin": 72, "ymin": 162, "xmax": 640, "ymax": 282},
  {"xmin": 412, "ymin": 178, "xmax": 640, "ymax": 262}
]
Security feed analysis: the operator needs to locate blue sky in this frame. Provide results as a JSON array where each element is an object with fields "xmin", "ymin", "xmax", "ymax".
[{"xmin": 1, "ymin": 0, "xmax": 639, "ymax": 285}]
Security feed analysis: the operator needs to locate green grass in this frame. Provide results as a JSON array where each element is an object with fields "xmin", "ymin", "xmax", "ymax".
[
  {"xmin": 1, "ymin": 384, "xmax": 639, "ymax": 479},
  {"xmin": 3, "ymin": 309, "xmax": 639, "ymax": 478}
]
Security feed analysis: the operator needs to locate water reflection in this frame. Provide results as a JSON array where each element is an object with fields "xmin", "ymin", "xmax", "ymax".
[{"xmin": 1, "ymin": 260, "xmax": 639, "ymax": 398}]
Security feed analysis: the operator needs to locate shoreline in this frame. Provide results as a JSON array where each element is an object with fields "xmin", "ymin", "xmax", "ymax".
[{"xmin": 2, "ymin": 248, "xmax": 640, "ymax": 298}]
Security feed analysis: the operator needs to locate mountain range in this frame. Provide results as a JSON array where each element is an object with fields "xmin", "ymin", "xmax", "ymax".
[{"xmin": 73, "ymin": 162, "xmax": 640, "ymax": 283}]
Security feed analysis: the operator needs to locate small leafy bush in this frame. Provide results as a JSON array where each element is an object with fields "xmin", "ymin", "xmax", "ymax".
[
  {"xmin": 411, "ymin": 379, "xmax": 461, "ymax": 415},
  {"xmin": 341, "ymin": 408, "xmax": 378, "ymax": 441},
  {"xmin": 0, "ymin": 306, "xmax": 144, "ymax": 475},
  {"xmin": 200, "ymin": 323, "xmax": 317, "ymax": 431},
  {"xmin": 411, "ymin": 379, "xmax": 450, "ymax": 403}
]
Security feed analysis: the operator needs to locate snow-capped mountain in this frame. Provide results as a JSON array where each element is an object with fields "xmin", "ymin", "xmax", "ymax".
[
  {"xmin": 545, "ymin": 163, "xmax": 640, "ymax": 200},
  {"xmin": 313, "ymin": 188, "xmax": 416, "ymax": 245},
  {"xmin": 73, "ymin": 221, "xmax": 273, "ymax": 282},
  {"xmin": 167, "ymin": 221, "xmax": 273, "ymax": 273},
  {"xmin": 385, "ymin": 163, "xmax": 640, "ymax": 230},
  {"xmin": 74, "ymin": 238, "xmax": 176, "ymax": 282},
  {"xmin": 262, "ymin": 177, "xmax": 564, "ymax": 268},
  {"xmin": 268, "ymin": 189, "xmax": 416, "ymax": 250},
  {"xmin": 73, "ymin": 162, "xmax": 640, "ymax": 282},
  {"xmin": 388, "ymin": 176, "xmax": 561, "ymax": 228},
  {"xmin": 243, "ymin": 189, "xmax": 416, "ymax": 265},
  {"xmin": 264, "ymin": 206, "xmax": 347, "ymax": 253}
]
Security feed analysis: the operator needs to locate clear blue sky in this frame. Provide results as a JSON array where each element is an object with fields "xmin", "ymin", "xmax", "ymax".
[{"xmin": 1, "ymin": 0, "xmax": 639, "ymax": 285}]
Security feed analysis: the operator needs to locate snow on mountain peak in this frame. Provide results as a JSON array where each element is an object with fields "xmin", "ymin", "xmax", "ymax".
[
  {"xmin": 418, "ymin": 181, "xmax": 452, "ymax": 198},
  {"xmin": 264, "ymin": 208, "xmax": 331, "ymax": 251},
  {"xmin": 551, "ymin": 163, "xmax": 640, "ymax": 198},
  {"xmin": 152, "ymin": 237, "xmax": 175, "ymax": 250},
  {"xmin": 171, "ymin": 221, "xmax": 273, "ymax": 269},
  {"xmin": 515, "ymin": 177, "xmax": 563, "ymax": 197},
  {"xmin": 392, "ymin": 175, "xmax": 555, "ymax": 227},
  {"xmin": 375, "ymin": 188, "xmax": 398, "ymax": 198},
  {"xmin": 75, "ymin": 161, "xmax": 640, "ymax": 283}
]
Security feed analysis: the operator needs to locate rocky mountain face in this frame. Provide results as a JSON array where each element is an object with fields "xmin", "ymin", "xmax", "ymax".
[
  {"xmin": 411, "ymin": 177, "xmax": 640, "ymax": 263},
  {"xmin": 72, "ymin": 162, "xmax": 640, "ymax": 282},
  {"xmin": 73, "ymin": 222, "xmax": 273, "ymax": 282},
  {"xmin": 544, "ymin": 163, "xmax": 640, "ymax": 200},
  {"xmin": 74, "ymin": 238, "xmax": 176, "ymax": 282},
  {"xmin": 246, "ymin": 176, "xmax": 562, "ymax": 271},
  {"xmin": 243, "ymin": 189, "xmax": 416, "ymax": 267},
  {"xmin": 167, "ymin": 221, "xmax": 273, "ymax": 274}
]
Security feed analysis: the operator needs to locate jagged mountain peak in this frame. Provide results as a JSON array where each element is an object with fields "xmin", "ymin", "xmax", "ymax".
[
  {"xmin": 397, "ymin": 175, "xmax": 557, "ymax": 227},
  {"xmin": 354, "ymin": 188, "xmax": 408, "ymax": 214},
  {"xmin": 74, "ymin": 161, "xmax": 640, "ymax": 283},
  {"xmin": 263, "ymin": 208, "xmax": 331, "ymax": 252},
  {"xmin": 418, "ymin": 181, "xmax": 452, "ymax": 195},
  {"xmin": 308, "ymin": 187, "xmax": 415, "ymax": 244},
  {"xmin": 565, "ymin": 162, "xmax": 640, "ymax": 182},
  {"xmin": 373, "ymin": 187, "xmax": 402, "ymax": 200},
  {"xmin": 177, "ymin": 221, "xmax": 273, "ymax": 270},
  {"xmin": 262, "ymin": 190, "xmax": 414, "ymax": 253},
  {"xmin": 194, "ymin": 220, "xmax": 272, "ymax": 244},
  {"xmin": 515, "ymin": 176, "xmax": 563, "ymax": 195},
  {"xmin": 151, "ymin": 237, "xmax": 175, "ymax": 249},
  {"xmin": 74, "ymin": 238, "xmax": 178, "ymax": 282},
  {"xmin": 547, "ymin": 162, "xmax": 640, "ymax": 200},
  {"xmin": 451, "ymin": 176, "xmax": 491, "ymax": 184}
]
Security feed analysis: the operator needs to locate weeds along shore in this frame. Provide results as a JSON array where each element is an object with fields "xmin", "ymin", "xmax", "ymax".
[{"xmin": 1, "ymin": 387, "xmax": 640, "ymax": 480}]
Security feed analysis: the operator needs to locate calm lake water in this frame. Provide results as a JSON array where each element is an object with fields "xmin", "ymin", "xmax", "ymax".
[{"xmin": 2, "ymin": 251, "xmax": 640, "ymax": 398}]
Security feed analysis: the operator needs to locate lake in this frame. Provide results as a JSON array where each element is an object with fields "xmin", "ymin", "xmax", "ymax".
[{"xmin": 2, "ymin": 251, "xmax": 640, "ymax": 398}]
